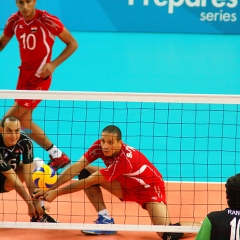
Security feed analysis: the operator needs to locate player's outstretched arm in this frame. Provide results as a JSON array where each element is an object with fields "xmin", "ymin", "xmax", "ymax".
[
  {"xmin": 32, "ymin": 156, "xmax": 90, "ymax": 199},
  {"xmin": 43, "ymin": 171, "xmax": 106, "ymax": 202},
  {"xmin": 0, "ymin": 33, "xmax": 11, "ymax": 51},
  {"xmin": 23, "ymin": 162, "xmax": 36, "ymax": 195},
  {"xmin": 54, "ymin": 156, "xmax": 90, "ymax": 187},
  {"xmin": 23, "ymin": 162, "xmax": 43, "ymax": 218},
  {"xmin": 2, "ymin": 168, "xmax": 32, "ymax": 203},
  {"xmin": 2, "ymin": 168, "xmax": 37, "ymax": 218}
]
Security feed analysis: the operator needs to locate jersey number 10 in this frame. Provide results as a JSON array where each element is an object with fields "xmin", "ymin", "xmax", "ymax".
[
  {"xmin": 20, "ymin": 33, "xmax": 36, "ymax": 50},
  {"xmin": 230, "ymin": 217, "xmax": 240, "ymax": 240}
]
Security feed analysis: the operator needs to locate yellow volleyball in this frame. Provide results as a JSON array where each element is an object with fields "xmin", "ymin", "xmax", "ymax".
[{"xmin": 32, "ymin": 164, "xmax": 57, "ymax": 189}]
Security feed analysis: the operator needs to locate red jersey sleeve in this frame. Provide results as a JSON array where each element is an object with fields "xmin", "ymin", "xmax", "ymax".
[
  {"xmin": 84, "ymin": 140, "xmax": 103, "ymax": 163},
  {"xmin": 4, "ymin": 13, "xmax": 20, "ymax": 38},
  {"xmin": 41, "ymin": 10, "xmax": 64, "ymax": 36}
]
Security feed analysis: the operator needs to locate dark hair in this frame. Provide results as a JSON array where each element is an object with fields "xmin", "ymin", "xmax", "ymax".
[
  {"xmin": 102, "ymin": 125, "xmax": 122, "ymax": 141},
  {"xmin": 1, "ymin": 116, "xmax": 19, "ymax": 128},
  {"xmin": 226, "ymin": 174, "xmax": 240, "ymax": 210}
]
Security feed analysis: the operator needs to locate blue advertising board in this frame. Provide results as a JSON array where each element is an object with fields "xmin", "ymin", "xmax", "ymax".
[{"xmin": 0, "ymin": 0, "xmax": 239, "ymax": 34}]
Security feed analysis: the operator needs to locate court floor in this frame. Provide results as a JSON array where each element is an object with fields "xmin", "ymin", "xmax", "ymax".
[{"xmin": 0, "ymin": 181, "xmax": 226, "ymax": 239}]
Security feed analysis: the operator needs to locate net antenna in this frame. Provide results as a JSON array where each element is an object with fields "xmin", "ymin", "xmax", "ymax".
[{"xmin": 1, "ymin": 90, "xmax": 236, "ymax": 233}]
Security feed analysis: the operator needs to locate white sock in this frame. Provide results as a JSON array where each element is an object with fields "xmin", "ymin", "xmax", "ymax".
[
  {"xmin": 39, "ymin": 200, "xmax": 44, "ymax": 207},
  {"xmin": 99, "ymin": 209, "xmax": 111, "ymax": 220},
  {"xmin": 48, "ymin": 145, "xmax": 62, "ymax": 159},
  {"xmin": 33, "ymin": 157, "xmax": 45, "ymax": 168}
]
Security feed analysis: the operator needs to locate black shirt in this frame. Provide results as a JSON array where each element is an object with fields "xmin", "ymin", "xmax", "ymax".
[
  {"xmin": 0, "ymin": 132, "xmax": 33, "ymax": 173},
  {"xmin": 196, "ymin": 208, "xmax": 240, "ymax": 240}
]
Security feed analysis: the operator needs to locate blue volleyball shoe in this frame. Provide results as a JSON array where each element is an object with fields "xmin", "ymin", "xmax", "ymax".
[{"xmin": 81, "ymin": 215, "xmax": 117, "ymax": 235}]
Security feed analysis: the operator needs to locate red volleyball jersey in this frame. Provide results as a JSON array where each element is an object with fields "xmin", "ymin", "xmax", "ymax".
[
  {"xmin": 4, "ymin": 9, "xmax": 64, "ymax": 77},
  {"xmin": 84, "ymin": 140, "xmax": 164, "ymax": 191}
]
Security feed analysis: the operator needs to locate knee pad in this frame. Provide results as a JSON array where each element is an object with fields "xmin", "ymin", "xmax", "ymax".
[
  {"xmin": 78, "ymin": 169, "xmax": 91, "ymax": 180},
  {"xmin": 162, "ymin": 223, "xmax": 183, "ymax": 240},
  {"xmin": 21, "ymin": 127, "xmax": 32, "ymax": 134},
  {"xmin": 78, "ymin": 169, "xmax": 99, "ymax": 187}
]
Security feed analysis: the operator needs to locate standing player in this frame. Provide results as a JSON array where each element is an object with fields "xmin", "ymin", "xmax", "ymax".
[
  {"xmin": 0, "ymin": 0, "xmax": 78, "ymax": 171},
  {"xmin": 0, "ymin": 116, "xmax": 56, "ymax": 222},
  {"xmin": 33, "ymin": 125, "xmax": 201, "ymax": 239},
  {"xmin": 195, "ymin": 174, "xmax": 240, "ymax": 240}
]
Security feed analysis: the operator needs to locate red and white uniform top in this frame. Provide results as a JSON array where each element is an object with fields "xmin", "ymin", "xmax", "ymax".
[
  {"xmin": 4, "ymin": 9, "xmax": 64, "ymax": 76},
  {"xmin": 84, "ymin": 140, "xmax": 164, "ymax": 190}
]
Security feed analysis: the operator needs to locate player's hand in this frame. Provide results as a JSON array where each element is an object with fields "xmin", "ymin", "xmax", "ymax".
[
  {"xmin": 32, "ymin": 200, "xmax": 43, "ymax": 219},
  {"xmin": 32, "ymin": 188, "xmax": 47, "ymax": 200},
  {"xmin": 43, "ymin": 190, "xmax": 58, "ymax": 203},
  {"xmin": 27, "ymin": 201, "xmax": 37, "ymax": 219},
  {"xmin": 39, "ymin": 62, "xmax": 56, "ymax": 79}
]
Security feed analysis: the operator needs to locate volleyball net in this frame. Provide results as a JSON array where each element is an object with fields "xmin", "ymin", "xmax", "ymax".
[{"xmin": 1, "ymin": 90, "xmax": 239, "ymax": 232}]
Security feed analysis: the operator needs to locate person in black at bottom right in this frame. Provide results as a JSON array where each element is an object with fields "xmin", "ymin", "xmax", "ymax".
[{"xmin": 195, "ymin": 173, "xmax": 240, "ymax": 240}]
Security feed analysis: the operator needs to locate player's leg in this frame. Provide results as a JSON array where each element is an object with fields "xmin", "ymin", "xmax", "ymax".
[
  {"xmin": 78, "ymin": 166, "xmax": 119, "ymax": 235},
  {"xmin": 19, "ymin": 107, "xmax": 70, "ymax": 170},
  {"xmin": 146, "ymin": 202, "xmax": 171, "ymax": 226},
  {"xmin": 146, "ymin": 202, "xmax": 175, "ymax": 239},
  {"xmin": 79, "ymin": 166, "xmax": 106, "ymax": 212},
  {"xmin": 18, "ymin": 108, "xmax": 54, "ymax": 148},
  {"xmin": 2, "ymin": 102, "xmax": 70, "ymax": 170},
  {"xmin": 81, "ymin": 166, "xmax": 123, "ymax": 210},
  {"xmin": 146, "ymin": 202, "xmax": 200, "ymax": 240},
  {"xmin": 7, "ymin": 71, "xmax": 70, "ymax": 170}
]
